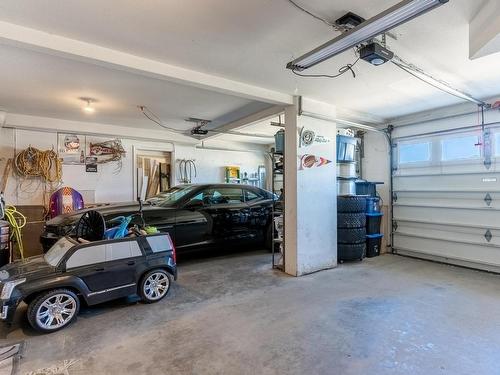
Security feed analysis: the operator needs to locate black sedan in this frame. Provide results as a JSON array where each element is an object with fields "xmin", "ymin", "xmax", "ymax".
[{"xmin": 41, "ymin": 184, "xmax": 275, "ymax": 253}]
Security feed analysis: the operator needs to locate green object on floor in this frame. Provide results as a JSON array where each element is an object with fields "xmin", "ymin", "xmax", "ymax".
[{"xmin": 144, "ymin": 226, "xmax": 158, "ymax": 234}]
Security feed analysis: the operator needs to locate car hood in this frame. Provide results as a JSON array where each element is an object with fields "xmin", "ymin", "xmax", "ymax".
[
  {"xmin": 46, "ymin": 201, "xmax": 174, "ymax": 226},
  {"xmin": 0, "ymin": 255, "xmax": 55, "ymax": 282}
]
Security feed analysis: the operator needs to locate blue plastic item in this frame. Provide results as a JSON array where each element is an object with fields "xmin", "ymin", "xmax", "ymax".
[
  {"xmin": 366, "ymin": 197, "xmax": 381, "ymax": 214},
  {"xmin": 104, "ymin": 215, "xmax": 133, "ymax": 240},
  {"xmin": 336, "ymin": 135, "xmax": 357, "ymax": 162}
]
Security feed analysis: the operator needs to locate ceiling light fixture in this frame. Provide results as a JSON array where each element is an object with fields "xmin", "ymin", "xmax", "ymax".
[
  {"xmin": 80, "ymin": 97, "xmax": 96, "ymax": 113},
  {"xmin": 391, "ymin": 57, "xmax": 487, "ymax": 106},
  {"xmin": 286, "ymin": 0, "xmax": 448, "ymax": 71}
]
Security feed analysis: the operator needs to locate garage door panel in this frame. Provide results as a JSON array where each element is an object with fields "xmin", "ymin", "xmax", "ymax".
[
  {"xmin": 394, "ymin": 163, "xmax": 499, "ymax": 177},
  {"xmin": 394, "ymin": 173, "xmax": 500, "ymax": 191},
  {"xmin": 394, "ymin": 234, "xmax": 500, "ymax": 270},
  {"xmin": 393, "ymin": 205, "xmax": 500, "ymax": 227},
  {"xmin": 394, "ymin": 191, "xmax": 500, "ymax": 209},
  {"xmin": 394, "ymin": 220, "xmax": 500, "ymax": 247},
  {"xmin": 393, "ymin": 126, "xmax": 500, "ymax": 271}
]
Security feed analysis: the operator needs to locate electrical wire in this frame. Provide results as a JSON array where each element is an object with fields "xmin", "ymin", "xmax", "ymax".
[
  {"xmin": 139, "ymin": 106, "xmax": 187, "ymax": 134},
  {"xmin": 287, "ymin": 0, "xmax": 337, "ymax": 29},
  {"xmin": 291, "ymin": 56, "xmax": 360, "ymax": 79},
  {"xmin": 140, "ymin": 105, "xmax": 274, "ymax": 139}
]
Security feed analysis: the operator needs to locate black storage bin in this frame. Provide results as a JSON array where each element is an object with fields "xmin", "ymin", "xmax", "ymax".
[
  {"xmin": 366, "ymin": 213, "xmax": 383, "ymax": 235},
  {"xmin": 366, "ymin": 234, "xmax": 383, "ymax": 258}
]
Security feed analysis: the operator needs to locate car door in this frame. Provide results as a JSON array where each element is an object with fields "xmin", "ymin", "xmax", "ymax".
[
  {"xmin": 141, "ymin": 208, "xmax": 176, "ymax": 242},
  {"xmin": 65, "ymin": 240, "xmax": 141, "ymax": 303},
  {"xmin": 174, "ymin": 189, "xmax": 213, "ymax": 250},
  {"xmin": 244, "ymin": 188, "xmax": 273, "ymax": 239},
  {"xmin": 203, "ymin": 186, "xmax": 251, "ymax": 245}
]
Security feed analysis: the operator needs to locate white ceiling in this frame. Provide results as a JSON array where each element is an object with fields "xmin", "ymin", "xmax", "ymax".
[
  {"xmin": 0, "ymin": 0, "xmax": 499, "ymax": 124},
  {"xmin": 0, "ymin": 44, "xmax": 272, "ymax": 132}
]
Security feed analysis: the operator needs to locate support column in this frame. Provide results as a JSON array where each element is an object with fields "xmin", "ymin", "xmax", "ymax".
[{"xmin": 284, "ymin": 97, "xmax": 337, "ymax": 276}]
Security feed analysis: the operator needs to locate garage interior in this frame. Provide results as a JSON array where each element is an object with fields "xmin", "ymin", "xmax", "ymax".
[{"xmin": 1, "ymin": 0, "xmax": 500, "ymax": 374}]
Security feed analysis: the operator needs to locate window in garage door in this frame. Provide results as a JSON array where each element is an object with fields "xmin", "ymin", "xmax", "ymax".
[
  {"xmin": 398, "ymin": 141, "xmax": 431, "ymax": 164},
  {"xmin": 441, "ymin": 135, "xmax": 481, "ymax": 161},
  {"xmin": 392, "ymin": 126, "xmax": 500, "ymax": 272}
]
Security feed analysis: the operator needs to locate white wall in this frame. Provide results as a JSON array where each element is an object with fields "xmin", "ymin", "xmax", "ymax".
[
  {"xmin": 0, "ymin": 121, "xmax": 269, "ymax": 206},
  {"xmin": 284, "ymin": 99, "xmax": 337, "ymax": 276},
  {"xmin": 174, "ymin": 142, "xmax": 269, "ymax": 187},
  {"xmin": 361, "ymin": 131, "xmax": 391, "ymax": 204}
]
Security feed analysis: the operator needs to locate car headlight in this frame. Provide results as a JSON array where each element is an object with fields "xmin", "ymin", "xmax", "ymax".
[{"xmin": 1, "ymin": 278, "xmax": 26, "ymax": 300}]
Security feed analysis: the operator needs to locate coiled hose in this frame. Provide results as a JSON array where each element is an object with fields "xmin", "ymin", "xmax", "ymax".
[{"xmin": 3, "ymin": 205, "xmax": 26, "ymax": 259}]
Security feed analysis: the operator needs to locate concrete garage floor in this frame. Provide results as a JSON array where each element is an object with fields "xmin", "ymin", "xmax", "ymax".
[{"xmin": 1, "ymin": 251, "xmax": 500, "ymax": 375}]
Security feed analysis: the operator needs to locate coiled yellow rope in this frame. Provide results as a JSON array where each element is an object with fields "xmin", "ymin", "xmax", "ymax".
[
  {"xmin": 3, "ymin": 205, "xmax": 26, "ymax": 259},
  {"xmin": 14, "ymin": 146, "xmax": 62, "ymax": 183},
  {"xmin": 14, "ymin": 146, "xmax": 63, "ymax": 216}
]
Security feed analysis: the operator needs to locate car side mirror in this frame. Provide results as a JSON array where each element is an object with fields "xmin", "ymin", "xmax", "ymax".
[{"xmin": 185, "ymin": 200, "xmax": 204, "ymax": 210}]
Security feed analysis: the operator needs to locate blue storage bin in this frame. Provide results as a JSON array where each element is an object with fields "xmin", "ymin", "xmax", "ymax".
[
  {"xmin": 366, "ymin": 212, "xmax": 383, "ymax": 235},
  {"xmin": 366, "ymin": 197, "xmax": 381, "ymax": 214}
]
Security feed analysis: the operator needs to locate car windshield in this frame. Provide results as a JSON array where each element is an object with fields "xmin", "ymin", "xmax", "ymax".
[
  {"xmin": 44, "ymin": 237, "xmax": 77, "ymax": 266},
  {"xmin": 146, "ymin": 185, "xmax": 197, "ymax": 206}
]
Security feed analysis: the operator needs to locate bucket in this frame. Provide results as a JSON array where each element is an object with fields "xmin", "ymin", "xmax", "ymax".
[
  {"xmin": 365, "ymin": 197, "xmax": 381, "ymax": 214},
  {"xmin": 336, "ymin": 162, "xmax": 357, "ymax": 179},
  {"xmin": 366, "ymin": 234, "xmax": 383, "ymax": 258},
  {"xmin": 337, "ymin": 178, "xmax": 356, "ymax": 196},
  {"xmin": 366, "ymin": 213, "xmax": 383, "ymax": 235}
]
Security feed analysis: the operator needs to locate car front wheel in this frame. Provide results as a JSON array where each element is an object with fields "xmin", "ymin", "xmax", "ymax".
[
  {"xmin": 139, "ymin": 269, "xmax": 172, "ymax": 303},
  {"xmin": 27, "ymin": 289, "xmax": 80, "ymax": 333}
]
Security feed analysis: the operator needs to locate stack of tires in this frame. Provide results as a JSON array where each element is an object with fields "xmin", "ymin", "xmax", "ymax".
[{"xmin": 337, "ymin": 196, "xmax": 367, "ymax": 263}]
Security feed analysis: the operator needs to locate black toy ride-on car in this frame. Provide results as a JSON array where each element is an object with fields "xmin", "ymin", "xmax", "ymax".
[{"xmin": 0, "ymin": 233, "xmax": 176, "ymax": 333}]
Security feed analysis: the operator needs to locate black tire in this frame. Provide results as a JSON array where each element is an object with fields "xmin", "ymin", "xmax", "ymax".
[
  {"xmin": 338, "ymin": 243, "xmax": 366, "ymax": 262},
  {"xmin": 139, "ymin": 269, "xmax": 172, "ymax": 304},
  {"xmin": 338, "ymin": 227, "xmax": 366, "ymax": 244},
  {"xmin": 337, "ymin": 212, "xmax": 366, "ymax": 229},
  {"xmin": 337, "ymin": 196, "xmax": 367, "ymax": 213},
  {"xmin": 27, "ymin": 289, "xmax": 80, "ymax": 333}
]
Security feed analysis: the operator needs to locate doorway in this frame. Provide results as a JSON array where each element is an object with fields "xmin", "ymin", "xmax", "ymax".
[{"xmin": 136, "ymin": 150, "xmax": 172, "ymax": 199}]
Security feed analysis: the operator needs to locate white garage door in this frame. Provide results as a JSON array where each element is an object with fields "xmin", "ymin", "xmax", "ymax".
[{"xmin": 392, "ymin": 124, "xmax": 500, "ymax": 272}]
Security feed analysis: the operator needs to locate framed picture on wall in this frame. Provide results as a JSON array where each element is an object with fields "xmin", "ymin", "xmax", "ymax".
[{"xmin": 57, "ymin": 133, "xmax": 86, "ymax": 164}]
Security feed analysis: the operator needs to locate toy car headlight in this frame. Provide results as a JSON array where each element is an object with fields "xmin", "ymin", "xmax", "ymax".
[{"xmin": 1, "ymin": 278, "xmax": 26, "ymax": 300}]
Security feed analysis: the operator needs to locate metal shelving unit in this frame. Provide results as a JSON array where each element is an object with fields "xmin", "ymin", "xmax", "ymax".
[{"xmin": 270, "ymin": 151, "xmax": 285, "ymax": 270}]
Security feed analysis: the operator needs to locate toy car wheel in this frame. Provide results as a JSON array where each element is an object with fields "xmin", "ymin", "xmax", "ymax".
[
  {"xmin": 139, "ymin": 269, "xmax": 172, "ymax": 303},
  {"xmin": 27, "ymin": 289, "xmax": 80, "ymax": 333}
]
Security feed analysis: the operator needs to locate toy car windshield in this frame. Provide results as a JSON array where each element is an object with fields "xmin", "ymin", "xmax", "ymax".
[{"xmin": 44, "ymin": 236, "xmax": 79, "ymax": 266}]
